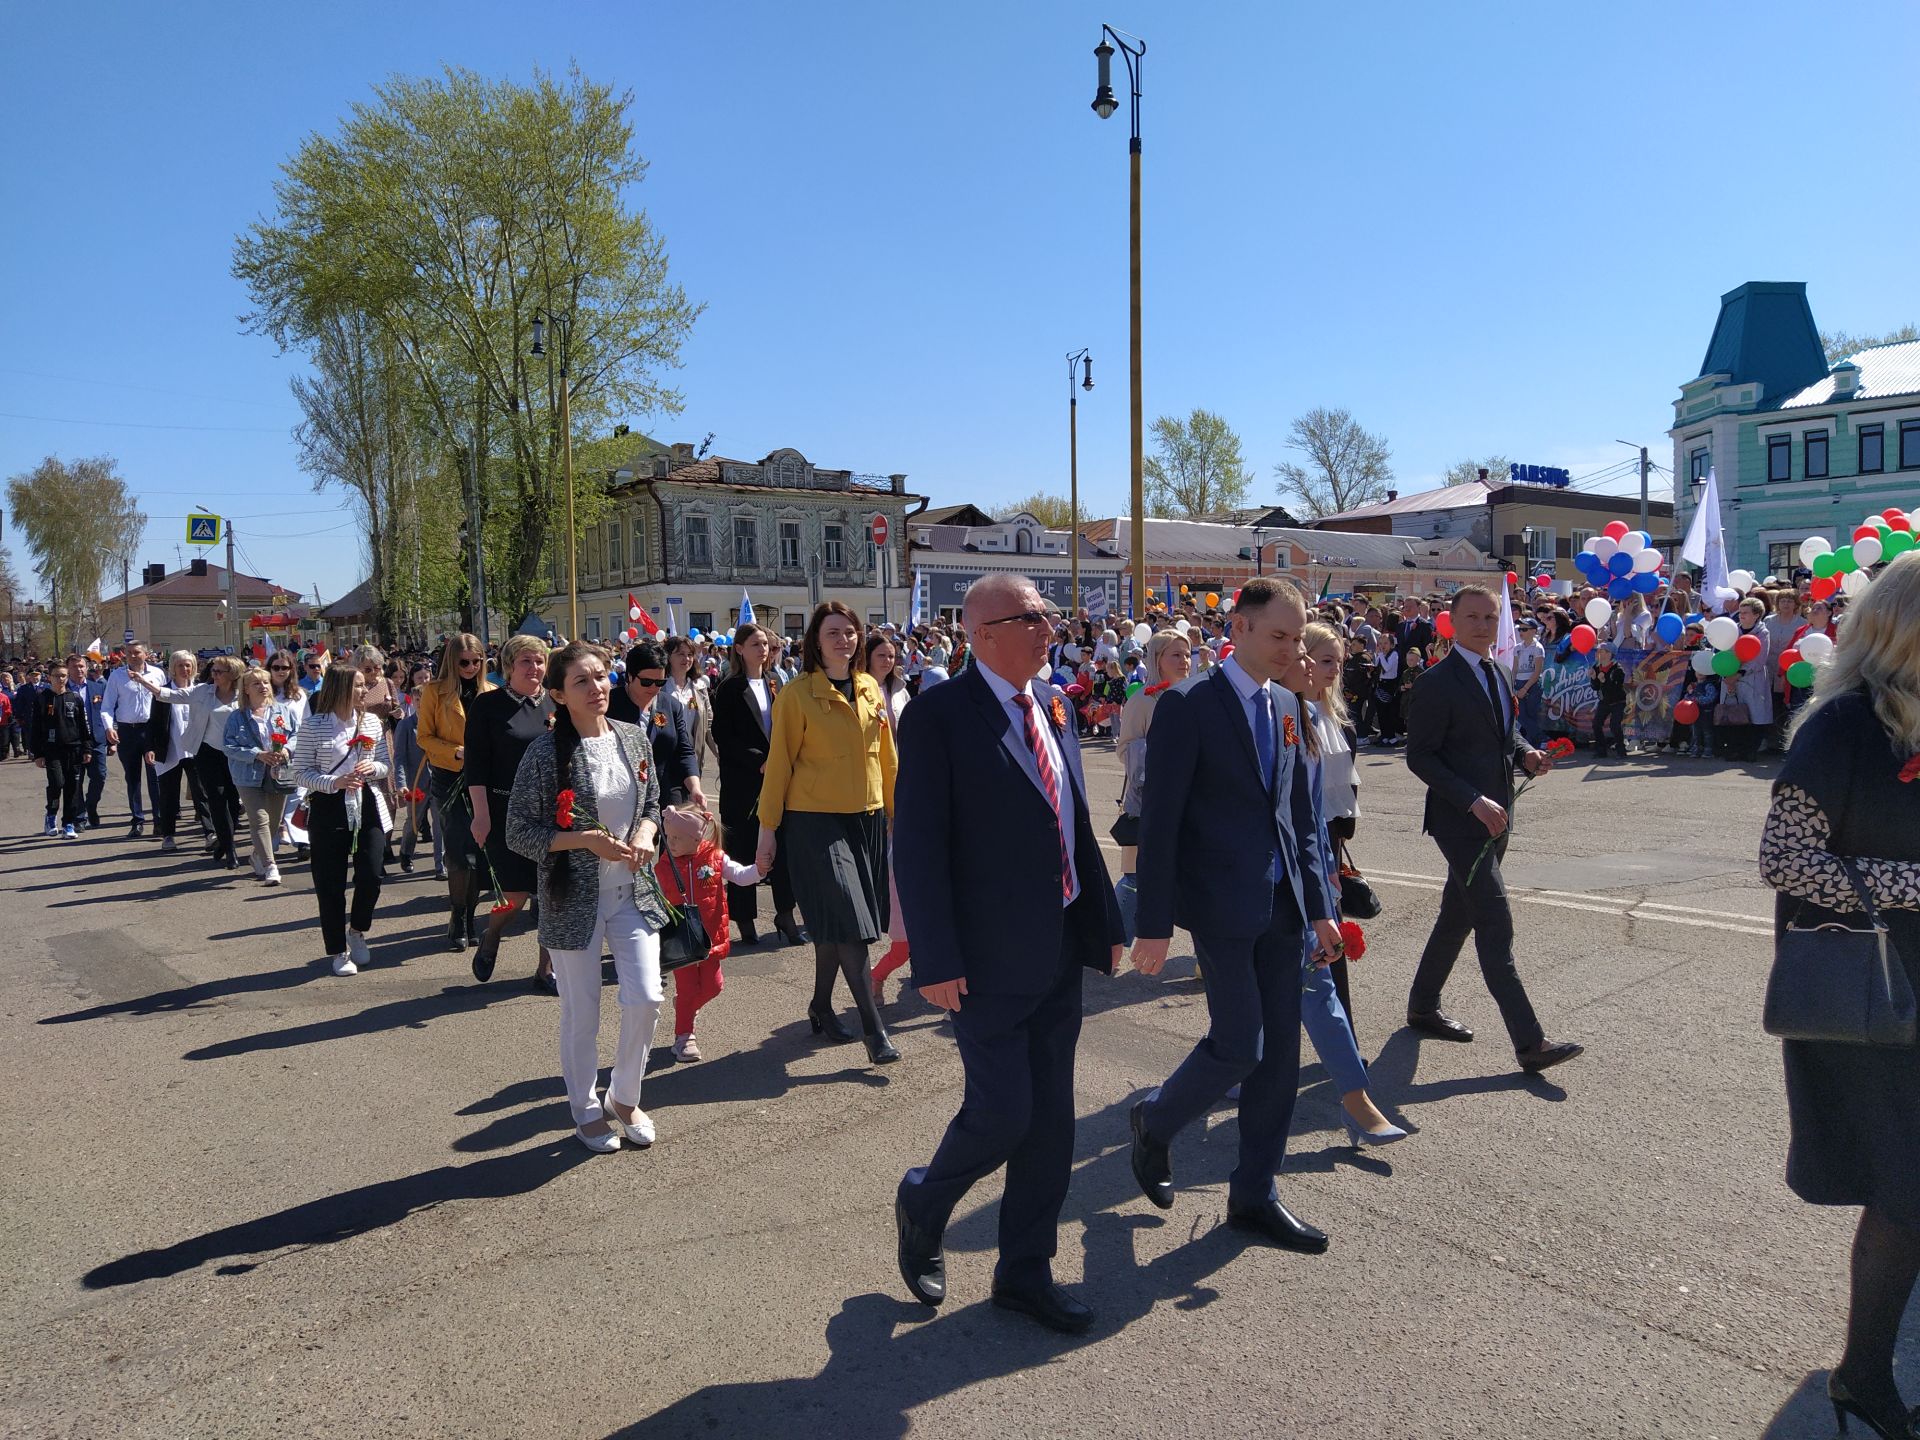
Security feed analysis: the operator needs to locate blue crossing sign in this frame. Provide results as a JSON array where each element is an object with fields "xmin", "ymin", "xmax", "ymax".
[{"xmin": 187, "ymin": 513, "xmax": 221, "ymax": 544}]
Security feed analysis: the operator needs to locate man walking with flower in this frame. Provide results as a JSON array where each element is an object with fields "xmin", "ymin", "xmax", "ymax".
[{"xmin": 1403, "ymin": 585, "xmax": 1583, "ymax": 1073}]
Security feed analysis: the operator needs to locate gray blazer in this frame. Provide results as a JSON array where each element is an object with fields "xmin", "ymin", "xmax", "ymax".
[{"xmin": 506, "ymin": 719, "xmax": 667, "ymax": 949}]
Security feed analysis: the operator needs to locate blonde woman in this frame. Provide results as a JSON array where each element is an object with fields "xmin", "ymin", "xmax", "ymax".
[
  {"xmin": 145, "ymin": 649, "xmax": 203, "ymax": 854},
  {"xmin": 291, "ymin": 663, "xmax": 389, "ymax": 975},
  {"xmin": 419, "ymin": 633, "xmax": 493, "ymax": 949},
  {"xmin": 1760, "ymin": 553, "xmax": 1920, "ymax": 1437},
  {"xmin": 131, "ymin": 654, "xmax": 245, "ymax": 869},
  {"xmin": 221, "ymin": 667, "xmax": 302, "ymax": 885},
  {"xmin": 1109, "ymin": 627, "xmax": 1192, "ymax": 940}
]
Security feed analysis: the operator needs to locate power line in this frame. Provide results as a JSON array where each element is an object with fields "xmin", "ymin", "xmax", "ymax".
[
  {"xmin": 0, "ymin": 410, "xmax": 286, "ymax": 434},
  {"xmin": 0, "ymin": 367, "xmax": 286, "ymax": 410}
]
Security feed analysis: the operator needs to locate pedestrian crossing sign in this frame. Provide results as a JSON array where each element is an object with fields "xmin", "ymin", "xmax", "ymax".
[{"xmin": 187, "ymin": 514, "xmax": 220, "ymax": 544}]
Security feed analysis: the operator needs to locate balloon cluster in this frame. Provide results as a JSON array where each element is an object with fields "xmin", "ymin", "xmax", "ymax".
[
  {"xmin": 1799, "ymin": 507, "xmax": 1918, "ymax": 601},
  {"xmin": 1572, "ymin": 520, "xmax": 1664, "ymax": 600},
  {"xmin": 1689, "ymin": 615, "xmax": 1761, "ymax": 680},
  {"xmin": 1776, "ymin": 629, "xmax": 1833, "ymax": 690}
]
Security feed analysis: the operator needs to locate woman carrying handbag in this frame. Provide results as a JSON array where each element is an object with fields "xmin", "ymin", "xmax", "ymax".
[{"xmin": 1759, "ymin": 551, "xmax": 1920, "ymax": 1439}]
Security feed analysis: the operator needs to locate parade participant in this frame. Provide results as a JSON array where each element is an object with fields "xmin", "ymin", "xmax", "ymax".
[
  {"xmin": 861, "ymin": 631, "xmax": 915, "ymax": 1000},
  {"xmin": 1589, "ymin": 645, "xmax": 1628, "ymax": 759},
  {"xmin": 27, "ymin": 662, "xmax": 91, "ymax": 837},
  {"xmin": 133, "ymin": 655, "xmax": 245, "ymax": 869},
  {"xmin": 654, "ymin": 803, "xmax": 763, "ymax": 1061},
  {"xmin": 59, "ymin": 654, "xmax": 111, "ymax": 829},
  {"xmin": 419, "ymin": 633, "xmax": 492, "ymax": 950},
  {"xmin": 464, "ymin": 634, "xmax": 557, "ymax": 991},
  {"xmin": 1760, "ymin": 551, "xmax": 1920, "ymax": 1438},
  {"xmin": 892, "ymin": 574, "xmax": 1124, "ymax": 1329},
  {"xmin": 608, "ymin": 640, "xmax": 706, "ymax": 809},
  {"xmin": 1727, "ymin": 596, "xmax": 1776, "ymax": 761},
  {"xmin": 100, "ymin": 641, "xmax": 167, "ymax": 835},
  {"xmin": 266, "ymin": 651, "xmax": 308, "ymax": 723},
  {"xmin": 145, "ymin": 650, "xmax": 201, "ymax": 853},
  {"xmin": 1403, "ymin": 586, "xmax": 1583, "ymax": 1071},
  {"xmin": 1513, "ymin": 618, "xmax": 1548, "ymax": 745},
  {"xmin": 1130, "ymin": 576, "xmax": 1341, "ymax": 1252},
  {"xmin": 221, "ymin": 666, "xmax": 300, "ymax": 885},
  {"xmin": 1300, "ymin": 621, "xmax": 1365, "ymax": 1029},
  {"xmin": 755, "ymin": 602, "xmax": 899, "ymax": 1065},
  {"xmin": 391, "ymin": 660, "xmax": 436, "ymax": 875},
  {"xmin": 290, "ymin": 662, "xmax": 389, "ymax": 975},
  {"xmin": 1371, "ymin": 629, "xmax": 1403, "ymax": 745},
  {"xmin": 708, "ymin": 624, "xmax": 804, "ymax": 948},
  {"xmin": 505, "ymin": 640, "xmax": 665, "ymax": 1153},
  {"xmin": 662, "ymin": 634, "xmax": 713, "ymax": 772},
  {"xmin": 1109, "ymin": 627, "xmax": 1191, "ymax": 942}
]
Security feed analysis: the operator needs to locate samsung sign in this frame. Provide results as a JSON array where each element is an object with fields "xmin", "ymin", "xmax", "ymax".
[{"xmin": 1508, "ymin": 463, "xmax": 1572, "ymax": 489}]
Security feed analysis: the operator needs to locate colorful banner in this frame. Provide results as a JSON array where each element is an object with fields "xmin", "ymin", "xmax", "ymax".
[{"xmin": 1539, "ymin": 645, "xmax": 1695, "ymax": 745}]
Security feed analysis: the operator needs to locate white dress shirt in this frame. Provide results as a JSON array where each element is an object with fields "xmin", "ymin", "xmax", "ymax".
[
  {"xmin": 1450, "ymin": 642, "xmax": 1507, "ymax": 710},
  {"xmin": 103, "ymin": 663, "xmax": 166, "ymax": 725},
  {"xmin": 976, "ymin": 658, "xmax": 1079, "ymax": 905}
]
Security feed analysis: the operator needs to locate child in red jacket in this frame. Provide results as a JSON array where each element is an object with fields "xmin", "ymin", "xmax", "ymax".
[{"xmin": 654, "ymin": 805, "xmax": 763, "ymax": 1062}]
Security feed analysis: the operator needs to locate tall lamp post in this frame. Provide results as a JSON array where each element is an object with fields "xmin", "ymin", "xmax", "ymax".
[
  {"xmin": 530, "ymin": 310, "xmax": 579, "ymax": 640},
  {"xmin": 1090, "ymin": 25, "xmax": 1145, "ymax": 618},
  {"xmin": 1065, "ymin": 349, "xmax": 1093, "ymax": 610}
]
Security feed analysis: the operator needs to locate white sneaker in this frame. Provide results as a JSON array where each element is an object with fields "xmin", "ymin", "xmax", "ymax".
[
  {"xmin": 263, "ymin": 865, "xmax": 281, "ymax": 886},
  {"xmin": 672, "ymin": 1033, "xmax": 702, "ymax": 1062},
  {"xmin": 346, "ymin": 929, "xmax": 371, "ymax": 968},
  {"xmin": 331, "ymin": 954, "xmax": 358, "ymax": 976}
]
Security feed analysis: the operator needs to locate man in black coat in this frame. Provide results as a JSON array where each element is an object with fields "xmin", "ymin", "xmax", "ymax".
[
  {"xmin": 1403, "ymin": 585, "xmax": 1582, "ymax": 1073},
  {"xmin": 608, "ymin": 640, "xmax": 706, "ymax": 809},
  {"xmin": 27, "ymin": 664, "xmax": 93, "ymax": 836}
]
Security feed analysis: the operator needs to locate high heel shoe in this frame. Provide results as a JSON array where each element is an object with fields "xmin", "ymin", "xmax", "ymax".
[
  {"xmin": 865, "ymin": 1031, "xmax": 901, "ymax": 1065},
  {"xmin": 1341, "ymin": 1113, "xmax": 1409, "ymax": 1147},
  {"xmin": 1828, "ymin": 1372, "xmax": 1914, "ymax": 1438},
  {"xmin": 808, "ymin": 1004, "xmax": 856, "ymax": 1042},
  {"xmin": 776, "ymin": 914, "xmax": 809, "ymax": 947}
]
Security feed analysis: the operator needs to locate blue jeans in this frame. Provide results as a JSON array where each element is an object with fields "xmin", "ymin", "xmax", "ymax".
[
  {"xmin": 1690, "ymin": 717, "xmax": 1716, "ymax": 756},
  {"xmin": 1517, "ymin": 688, "xmax": 1544, "ymax": 746},
  {"xmin": 1300, "ymin": 943, "xmax": 1367, "ymax": 1097}
]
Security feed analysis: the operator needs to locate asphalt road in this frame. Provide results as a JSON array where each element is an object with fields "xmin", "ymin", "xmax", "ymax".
[{"xmin": 0, "ymin": 734, "xmax": 1905, "ymax": 1439}]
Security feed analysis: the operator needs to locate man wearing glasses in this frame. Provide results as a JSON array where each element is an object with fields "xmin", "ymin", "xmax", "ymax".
[
  {"xmin": 609, "ymin": 641, "xmax": 706, "ymax": 808},
  {"xmin": 299, "ymin": 652, "xmax": 327, "ymax": 695}
]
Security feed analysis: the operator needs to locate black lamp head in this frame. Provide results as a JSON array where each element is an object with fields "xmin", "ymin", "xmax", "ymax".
[{"xmin": 1092, "ymin": 40, "xmax": 1118, "ymax": 119}]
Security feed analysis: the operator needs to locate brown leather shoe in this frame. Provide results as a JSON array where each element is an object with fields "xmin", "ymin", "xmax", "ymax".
[{"xmin": 1517, "ymin": 1040, "xmax": 1584, "ymax": 1073}]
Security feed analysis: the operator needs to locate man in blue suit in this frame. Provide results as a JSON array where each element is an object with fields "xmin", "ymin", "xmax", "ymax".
[
  {"xmin": 892, "ymin": 574, "xmax": 1125, "ymax": 1333},
  {"xmin": 1129, "ymin": 576, "xmax": 1342, "ymax": 1252},
  {"xmin": 65, "ymin": 654, "xmax": 111, "ymax": 828}
]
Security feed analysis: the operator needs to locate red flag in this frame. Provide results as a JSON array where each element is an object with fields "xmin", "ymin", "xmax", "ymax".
[{"xmin": 629, "ymin": 592, "xmax": 660, "ymax": 637}]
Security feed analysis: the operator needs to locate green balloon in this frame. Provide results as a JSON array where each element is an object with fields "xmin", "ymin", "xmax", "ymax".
[
  {"xmin": 1125, "ymin": 681, "xmax": 1143, "ymax": 697},
  {"xmin": 1712, "ymin": 649, "xmax": 1741, "ymax": 678},
  {"xmin": 1812, "ymin": 552, "xmax": 1840, "ymax": 578},
  {"xmin": 1786, "ymin": 660, "xmax": 1816, "ymax": 688},
  {"xmin": 1886, "ymin": 530, "xmax": 1916, "ymax": 559},
  {"xmin": 1835, "ymin": 544, "xmax": 1856, "ymax": 573}
]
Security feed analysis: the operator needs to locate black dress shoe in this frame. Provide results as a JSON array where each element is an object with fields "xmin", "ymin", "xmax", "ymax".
[
  {"xmin": 129, "ymin": 820, "xmax": 145, "ymax": 837},
  {"xmin": 1129, "ymin": 1099, "xmax": 1174, "ymax": 1210},
  {"xmin": 865, "ymin": 1031, "xmax": 901, "ymax": 1064},
  {"xmin": 895, "ymin": 1190, "xmax": 946, "ymax": 1307},
  {"xmin": 990, "ymin": 1281, "xmax": 1093, "ymax": 1335},
  {"xmin": 1226, "ymin": 1198, "xmax": 1329, "ymax": 1254},
  {"xmin": 1517, "ymin": 1039, "xmax": 1585, "ymax": 1073},
  {"xmin": 471, "ymin": 929, "xmax": 500, "ymax": 984},
  {"xmin": 531, "ymin": 969, "xmax": 559, "ymax": 996},
  {"xmin": 1406, "ymin": 1009, "xmax": 1474, "ymax": 1042}
]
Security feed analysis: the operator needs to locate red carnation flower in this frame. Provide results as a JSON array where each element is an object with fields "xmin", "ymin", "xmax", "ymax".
[
  {"xmin": 353, "ymin": 733, "xmax": 374, "ymax": 750},
  {"xmin": 555, "ymin": 788, "xmax": 576, "ymax": 828},
  {"xmin": 409, "ymin": 787, "xmax": 426, "ymax": 804},
  {"xmin": 490, "ymin": 898, "xmax": 520, "ymax": 916},
  {"xmin": 1339, "ymin": 920, "xmax": 1367, "ymax": 961},
  {"xmin": 1901, "ymin": 755, "xmax": 1920, "ymax": 784},
  {"xmin": 1545, "ymin": 737, "xmax": 1577, "ymax": 760}
]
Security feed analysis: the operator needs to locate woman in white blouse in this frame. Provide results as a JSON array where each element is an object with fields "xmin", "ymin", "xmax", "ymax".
[
  {"xmin": 663, "ymin": 634, "xmax": 713, "ymax": 770},
  {"xmin": 290, "ymin": 663, "xmax": 390, "ymax": 975},
  {"xmin": 860, "ymin": 630, "xmax": 913, "ymax": 998},
  {"xmin": 132, "ymin": 654, "xmax": 244, "ymax": 869},
  {"xmin": 144, "ymin": 650, "xmax": 203, "ymax": 854}
]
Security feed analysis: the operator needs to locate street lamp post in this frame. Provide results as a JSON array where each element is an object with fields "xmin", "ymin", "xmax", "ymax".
[
  {"xmin": 1065, "ymin": 349, "xmax": 1093, "ymax": 610},
  {"xmin": 1090, "ymin": 25, "xmax": 1146, "ymax": 617},
  {"xmin": 530, "ymin": 310, "xmax": 579, "ymax": 640}
]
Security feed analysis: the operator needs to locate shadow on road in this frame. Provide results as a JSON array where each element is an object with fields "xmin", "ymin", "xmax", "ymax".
[{"xmin": 39, "ymin": 959, "xmax": 329, "ymax": 1024}]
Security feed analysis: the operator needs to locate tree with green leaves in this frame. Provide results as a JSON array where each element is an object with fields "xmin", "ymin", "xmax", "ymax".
[
  {"xmin": 1274, "ymin": 407, "xmax": 1394, "ymax": 520},
  {"xmin": 998, "ymin": 493, "xmax": 1078, "ymax": 529},
  {"xmin": 1822, "ymin": 324, "xmax": 1918, "ymax": 364},
  {"xmin": 4, "ymin": 455, "xmax": 146, "ymax": 651},
  {"xmin": 1144, "ymin": 409, "xmax": 1252, "ymax": 517},
  {"xmin": 1443, "ymin": 455, "xmax": 1511, "ymax": 487},
  {"xmin": 233, "ymin": 65, "xmax": 701, "ymax": 630}
]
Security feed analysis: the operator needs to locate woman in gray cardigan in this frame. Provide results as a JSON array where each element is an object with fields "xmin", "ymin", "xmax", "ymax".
[{"xmin": 507, "ymin": 641, "xmax": 666, "ymax": 1154}]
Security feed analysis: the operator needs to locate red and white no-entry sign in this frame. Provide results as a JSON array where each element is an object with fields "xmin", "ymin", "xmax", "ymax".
[{"xmin": 870, "ymin": 513, "xmax": 890, "ymax": 546}]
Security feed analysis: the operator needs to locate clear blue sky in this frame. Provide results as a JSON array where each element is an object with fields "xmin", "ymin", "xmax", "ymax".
[{"xmin": 4, "ymin": 0, "xmax": 1917, "ymax": 609}]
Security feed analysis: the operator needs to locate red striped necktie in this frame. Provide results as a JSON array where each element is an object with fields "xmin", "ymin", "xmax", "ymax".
[{"xmin": 1013, "ymin": 694, "xmax": 1073, "ymax": 902}]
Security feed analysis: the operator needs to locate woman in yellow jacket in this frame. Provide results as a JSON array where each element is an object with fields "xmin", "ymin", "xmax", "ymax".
[
  {"xmin": 756, "ymin": 601, "xmax": 899, "ymax": 1064},
  {"xmin": 419, "ymin": 632, "xmax": 494, "ymax": 949}
]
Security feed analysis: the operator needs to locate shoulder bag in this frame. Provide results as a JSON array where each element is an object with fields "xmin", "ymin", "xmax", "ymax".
[
  {"xmin": 1715, "ymin": 699, "xmax": 1752, "ymax": 727},
  {"xmin": 1336, "ymin": 838, "xmax": 1382, "ymax": 920},
  {"xmin": 655, "ymin": 849, "xmax": 713, "ymax": 974},
  {"xmin": 1763, "ymin": 855, "xmax": 1916, "ymax": 1046}
]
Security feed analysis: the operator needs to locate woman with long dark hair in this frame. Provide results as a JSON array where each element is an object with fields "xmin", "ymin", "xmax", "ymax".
[
  {"xmin": 465, "ymin": 634, "xmax": 556, "ymax": 991},
  {"xmin": 860, "ymin": 630, "xmax": 913, "ymax": 1001},
  {"xmin": 419, "ymin": 632, "xmax": 492, "ymax": 950},
  {"xmin": 506, "ymin": 640, "xmax": 666, "ymax": 1153},
  {"xmin": 756, "ymin": 602, "xmax": 899, "ymax": 1064},
  {"xmin": 290, "ymin": 663, "xmax": 389, "ymax": 975},
  {"xmin": 708, "ymin": 623, "xmax": 804, "ymax": 947}
]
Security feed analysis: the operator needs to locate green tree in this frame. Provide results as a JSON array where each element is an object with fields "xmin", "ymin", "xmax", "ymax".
[
  {"xmin": 997, "ymin": 492, "xmax": 1078, "ymax": 529},
  {"xmin": 4, "ymin": 455, "xmax": 146, "ymax": 651},
  {"xmin": 1273, "ymin": 407, "xmax": 1393, "ymax": 520},
  {"xmin": 1822, "ymin": 324, "xmax": 1919, "ymax": 364},
  {"xmin": 233, "ymin": 65, "xmax": 702, "ymax": 630},
  {"xmin": 1144, "ymin": 409, "xmax": 1252, "ymax": 517},
  {"xmin": 1443, "ymin": 455, "xmax": 1511, "ymax": 487}
]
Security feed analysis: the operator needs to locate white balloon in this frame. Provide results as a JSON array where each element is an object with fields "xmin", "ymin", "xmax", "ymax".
[
  {"xmin": 1581, "ymin": 537, "xmax": 1603, "ymax": 555},
  {"xmin": 1174, "ymin": 619, "xmax": 1192, "ymax": 636},
  {"xmin": 1632, "ymin": 547, "xmax": 1663, "ymax": 574},
  {"xmin": 1691, "ymin": 649, "xmax": 1715, "ymax": 676},
  {"xmin": 1705, "ymin": 616, "xmax": 1740, "ymax": 651},
  {"xmin": 1867, "ymin": 513, "xmax": 1891, "ymax": 530},
  {"xmin": 1727, "ymin": 569, "xmax": 1756, "ymax": 593},
  {"xmin": 628, "ymin": 605, "xmax": 641, "ymax": 621},
  {"xmin": 1909, "ymin": 510, "xmax": 1920, "ymax": 531},
  {"xmin": 1855, "ymin": 534, "xmax": 1885, "ymax": 567},
  {"xmin": 1843, "ymin": 569, "xmax": 1873, "ymax": 597},
  {"xmin": 1617, "ymin": 530, "xmax": 1644, "ymax": 555},
  {"xmin": 1132, "ymin": 622, "xmax": 1151, "ymax": 643},
  {"xmin": 1589, "ymin": 536, "xmax": 1619, "ymax": 562},
  {"xmin": 1584, "ymin": 598, "xmax": 1613, "ymax": 628},
  {"xmin": 1799, "ymin": 631, "xmax": 1835, "ymax": 663},
  {"xmin": 1799, "ymin": 536, "xmax": 1833, "ymax": 565}
]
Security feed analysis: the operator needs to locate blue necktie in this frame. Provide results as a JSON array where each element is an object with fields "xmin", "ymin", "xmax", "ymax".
[{"xmin": 1253, "ymin": 687, "xmax": 1277, "ymax": 791}]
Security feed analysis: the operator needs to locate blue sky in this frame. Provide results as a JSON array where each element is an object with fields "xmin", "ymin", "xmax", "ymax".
[{"xmin": 4, "ymin": 0, "xmax": 1917, "ymax": 608}]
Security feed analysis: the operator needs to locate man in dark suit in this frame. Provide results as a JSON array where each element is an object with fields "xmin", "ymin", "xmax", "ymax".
[
  {"xmin": 892, "ymin": 574, "xmax": 1124, "ymax": 1334},
  {"xmin": 1130, "ymin": 577, "xmax": 1342, "ymax": 1253},
  {"xmin": 609, "ymin": 641, "xmax": 706, "ymax": 809},
  {"xmin": 1403, "ymin": 584, "xmax": 1582, "ymax": 1072}
]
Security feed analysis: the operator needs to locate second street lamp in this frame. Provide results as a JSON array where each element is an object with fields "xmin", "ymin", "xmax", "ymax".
[
  {"xmin": 1090, "ymin": 25, "xmax": 1146, "ymax": 617},
  {"xmin": 530, "ymin": 310, "xmax": 580, "ymax": 640},
  {"xmin": 1066, "ymin": 349, "xmax": 1093, "ymax": 611}
]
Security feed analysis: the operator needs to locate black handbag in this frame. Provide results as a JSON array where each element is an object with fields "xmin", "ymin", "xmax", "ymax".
[
  {"xmin": 655, "ymin": 850, "xmax": 713, "ymax": 974},
  {"xmin": 1337, "ymin": 839, "xmax": 1382, "ymax": 920},
  {"xmin": 1763, "ymin": 855, "xmax": 1916, "ymax": 1047}
]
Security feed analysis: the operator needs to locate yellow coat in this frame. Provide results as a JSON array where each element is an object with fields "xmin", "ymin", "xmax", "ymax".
[
  {"xmin": 418, "ymin": 678, "xmax": 490, "ymax": 772},
  {"xmin": 758, "ymin": 669, "xmax": 896, "ymax": 827}
]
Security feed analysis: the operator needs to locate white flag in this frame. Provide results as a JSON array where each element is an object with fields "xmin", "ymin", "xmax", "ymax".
[
  {"xmin": 262, "ymin": 633, "xmax": 277, "ymax": 658},
  {"xmin": 1681, "ymin": 466, "xmax": 1731, "ymax": 611},
  {"xmin": 1493, "ymin": 579, "xmax": 1517, "ymax": 674}
]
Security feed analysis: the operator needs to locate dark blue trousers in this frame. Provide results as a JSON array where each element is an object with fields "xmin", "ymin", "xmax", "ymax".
[
  {"xmin": 902, "ymin": 940, "xmax": 1083, "ymax": 1288},
  {"xmin": 1141, "ymin": 888, "xmax": 1305, "ymax": 1209}
]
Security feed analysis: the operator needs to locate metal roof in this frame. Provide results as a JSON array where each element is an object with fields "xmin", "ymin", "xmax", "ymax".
[
  {"xmin": 1079, "ymin": 516, "xmax": 1493, "ymax": 571},
  {"xmin": 1766, "ymin": 337, "xmax": 1920, "ymax": 412},
  {"xmin": 1698, "ymin": 281, "xmax": 1830, "ymax": 400},
  {"xmin": 1315, "ymin": 481, "xmax": 1492, "ymax": 523}
]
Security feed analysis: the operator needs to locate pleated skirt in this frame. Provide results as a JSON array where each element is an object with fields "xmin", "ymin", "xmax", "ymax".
[{"xmin": 782, "ymin": 808, "xmax": 889, "ymax": 944}]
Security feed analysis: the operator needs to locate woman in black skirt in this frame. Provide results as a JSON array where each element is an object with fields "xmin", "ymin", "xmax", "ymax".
[
  {"xmin": 709, "ymin": 623, "xmax": 805, "ymax": 947},
  {"xmin": 464, "ymin": 633, "xmax": 556, "ymax": 991},
  {"xmin": 756, "ymin": 601, "xmax": 899, "ymax": 1064},
  {"xmin": 1759, "ymin": 551, "xmax": 1920, "ymax": 1439}
]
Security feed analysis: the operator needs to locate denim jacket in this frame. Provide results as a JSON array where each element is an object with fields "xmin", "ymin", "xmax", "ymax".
[{"xmin": 223, "ymin": 701, "xmax": 302, "ymax": 790}]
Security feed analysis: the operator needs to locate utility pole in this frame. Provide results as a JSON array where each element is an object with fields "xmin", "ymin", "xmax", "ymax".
[
  {"xmin": 121, "ymin": 556, "xmax": 130, "ymax": 645},
  {"xmin": 1639, "ymin": 446, "xmax": 1650, "ymax": 532},
  {"xmin": 225, "ymin": 520, "xmax": 238, "ymax": 653}
]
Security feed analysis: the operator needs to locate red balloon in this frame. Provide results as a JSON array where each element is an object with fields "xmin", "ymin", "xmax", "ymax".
[
  {"xmin": 1505, "ymin": 571, "xmax": 1518, "ymax": 587},
  {"xmin": 1809, "ymin": 575, "xmax": 1840, "ymax": 601},
  {"xmin": 1779, "ymin": 647, "xmax": 1802, "ymax": 672},
  {"xmin": 1603, "ymin": 521, "xmax": 1630, "ymax": 541},
  {"xmin": 1855, "ymin": 525, "xmax": 1880, "ymax": 543},
  {"xmin": 1885, "ymin": 508, "xmax": 1907, "ymax": 523},
  {"xmin": 1673, "ymin": 699, "xmax": 1700, "ymax": 725},
  {"xmin": 1733, "ymin": 633, "xmax": 1762, "ymax": 663},
  {"xmin": 1570, "ymin": 624, "xmax": 1597, "ymax": 654},
  {"xmin": 1891, "ymin": 515, "xmax": 1914, "ymax": 533},
  {"xmin": 1434, "ymin": 611, "xmax": 1456, "ymax": 639},
  {"xmin": 1535, "ymin": 573, "xmax": 1552, "ymax": 588}
]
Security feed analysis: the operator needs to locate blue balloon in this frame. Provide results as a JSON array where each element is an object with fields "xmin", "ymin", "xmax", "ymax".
[
  {"xmin": 1575, "ymin": 553, "xmax": 1604, "ymax": 579},
  {"xmin": 1632, "ymin": 571, "xmax": 1660, "ymax": 594},
  {"xmin": 1608, "ymin": 577, "xmax": 1633, "ymax": 599},
  {"xmin": 1607, "ymin": 551, "xmax": 1635, "ymax": 577},
  {"xmin": 689, "ymin": 628, "xmax": 703, "ymax": 640},
  {"xmin": 1656, "ymin": 612, "xmax": 1684, "ymax": 643}
]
